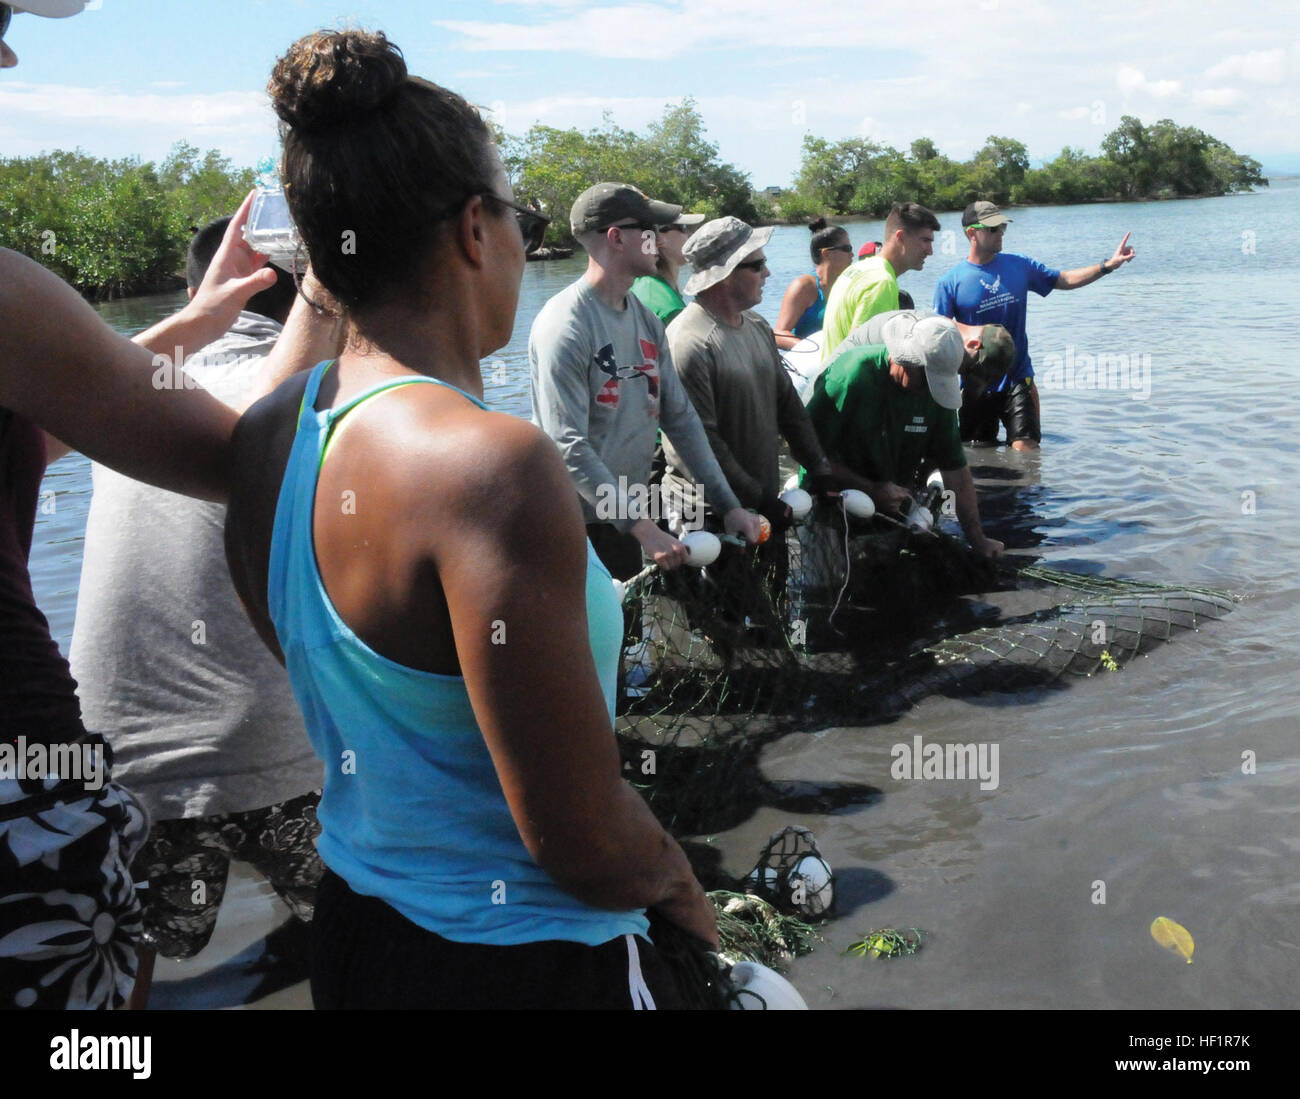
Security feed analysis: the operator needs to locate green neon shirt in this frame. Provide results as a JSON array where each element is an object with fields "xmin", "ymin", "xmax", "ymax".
[{"xmin": 820, "ymin": 257, "xmax": 899, "ymax": 361}]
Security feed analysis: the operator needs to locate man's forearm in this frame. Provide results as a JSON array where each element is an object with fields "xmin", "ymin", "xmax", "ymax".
[
  {"xmin": 947, "ymin": 465, "xmax": 986, "ymax": 541},
  {"xmin": 135, "ymin": 300, "xmax": 238, "ymax": 361},
  {"xmin": 1056, "ymin": 259, "xmax": 1114, "ymax": 290}
]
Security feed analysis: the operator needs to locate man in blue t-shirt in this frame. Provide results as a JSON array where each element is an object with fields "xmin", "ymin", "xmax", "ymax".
[{"xmin": 932, "ymin": 201, "xmax": 1135, "ymax": 450}]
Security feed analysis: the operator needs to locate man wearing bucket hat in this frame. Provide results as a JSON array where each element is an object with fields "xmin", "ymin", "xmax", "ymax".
[
  {"xmin": 661, "ymin": 216, "xmax": 837, "ymax": 533},
  {"xmin": 932, "ymin": 200, "xmax": 1135, "ymax": 450},
  {"xmin": 827, "ymin": 307, "xmax": 1017, "ymax": 402},
  {"xmin": 804, "ymin": 314, "xmax": 1004, "ymax": 559},
  {"xmin": 530, "ymin": 184, "xmax": 763, "ymax": 584}
]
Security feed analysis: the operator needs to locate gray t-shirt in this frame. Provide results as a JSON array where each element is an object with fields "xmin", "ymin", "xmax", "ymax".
[
  {"xmin": 69, "ymin": 312, "xmax": 319, "ymax": 820},
  {"xmin": 529, "ymin": 277, "xmax": 741, "ymax": 533},
  {"xmin": 827, "ymin": 307, "xmax": 936, "ymax": 362},
  {"xmin": 663, "ymin": 302, "xmax": 828, "ymax": 516}
]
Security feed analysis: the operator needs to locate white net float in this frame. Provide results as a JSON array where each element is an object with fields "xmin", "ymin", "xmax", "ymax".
[
  {"xmin": 840, "ymin": 489, "xmax": 876, "ymax": 519},
  {"xmin": 779, "ymin": 487, "xmax": 813, "ymax": 522},
  {"xmin": 727, "ymin": 961, "xmax": 809, "ymax": 1010},
  {"xmin": 906, "ymin": 505, "xmax": 934, "ymax": 533},
  {"xmin": 786, "ymin": 854, "xmax": 834, "ymax": 918},
  {"xmin": 682, "ymin": 530, "xmax": 721, "ymax": 567}
]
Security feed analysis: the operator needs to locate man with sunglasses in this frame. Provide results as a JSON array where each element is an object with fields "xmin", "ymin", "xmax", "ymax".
[
  {"xmin": 804, "ymin": 315, "xmax": 1004, "ymax": 559},
  {"xmin": 529, "ymin": 183, "xmax": 763, "ymax": 587},
  {"xmin": 933, "ymin": 200, "xmax": 1135, "ymax": 450},
  {"xmin": 662, "ymin": 216, "xmax": 835, "ymax": 538}
]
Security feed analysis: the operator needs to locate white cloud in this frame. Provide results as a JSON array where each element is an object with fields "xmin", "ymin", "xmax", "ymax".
[
  {"xmin": 439, "ymin": 0, "xmax": 886, "ymax": 59},
  {"xmin": 1116, "ymin": 66, "xmax": 1182, "ymax": 99},
  {"xmin": 1058, "ymin": 106, "xmax": 1091, "ymax": 120},
  {"xmin": 1191, "ymin": 87, "xmax": 1248, "ymax": 109},
  {"xmin": 0, "ymin": 81, "xmax": 271, "ymax": 133},
  {"xmin": 0, "ymin": 81, "xmax": 278, "ymax": 168},
  {"xmin": 1204, "ymin": 49, "xmax": 1286, "ymax": 84}
]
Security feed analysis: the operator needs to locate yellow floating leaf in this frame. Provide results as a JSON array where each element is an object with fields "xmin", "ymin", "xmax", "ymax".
[{"xmin": 1150, "ymin": 916, "xmax": 1195, "ymax": 963}]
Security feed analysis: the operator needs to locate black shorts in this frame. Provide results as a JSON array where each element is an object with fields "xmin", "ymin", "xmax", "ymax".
[
  {"xmin": 960, "ymin": 377, "xmax": 1041, "ymax": 444},
  {"xmin": 310, "ymin": 869, "xmax": 687, "ymax": 1009}
]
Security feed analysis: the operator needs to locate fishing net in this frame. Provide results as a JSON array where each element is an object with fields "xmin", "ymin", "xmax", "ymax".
[
  {"xmin": 615, "ymin": 504, "xmax": 1235, "ymax": 836},
  {"xmin": 646, "ymin": 827, "xmax": 829, "ymax": 1009}
]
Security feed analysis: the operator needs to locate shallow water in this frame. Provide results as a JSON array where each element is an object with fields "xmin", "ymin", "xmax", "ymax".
[{"xmin": 28, "ymin": 182, "xmax": 1300, "ymax": 1009}]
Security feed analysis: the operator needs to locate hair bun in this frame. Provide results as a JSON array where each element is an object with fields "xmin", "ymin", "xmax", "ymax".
[
  {"xmin": 269, "ymin": 29, "xmax": 408, "ymax": 133},
  {"xmin": 808, "ymin": 216, "xmax": 828, "ymax": 233}
]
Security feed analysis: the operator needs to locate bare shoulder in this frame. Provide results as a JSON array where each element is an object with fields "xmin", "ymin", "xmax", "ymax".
[
  {"xmin": 785, "ymin": 272, "xmax": 817, "ymax": 298},
  {"xmin": 379, "ymin": 391, "xmax": 579, "ymax": 535}
]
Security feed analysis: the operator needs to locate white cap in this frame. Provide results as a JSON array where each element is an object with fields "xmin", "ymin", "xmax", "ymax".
[
  {"xmin": 881, "ymin": 314, "xmax": 965, "ymax": 411},
  {"xmin": 12, "ymin": 1, "xmax": 88, "ymax": 16}
]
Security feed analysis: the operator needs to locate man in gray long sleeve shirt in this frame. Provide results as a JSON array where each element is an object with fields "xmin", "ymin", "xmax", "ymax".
[
  {"xmin": 530, "ymin": 183, "xmax": 762, "ymax": 580},
  {"xmin": 663, "ymin": 217, "xmax": 837, "ymax": 528}
]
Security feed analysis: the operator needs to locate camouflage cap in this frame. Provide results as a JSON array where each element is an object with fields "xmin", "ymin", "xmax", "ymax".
[
  {"xmin": 682, "ymin": 216, "xmax": 774, "ymax": 295},
  {"xmin": 972, "ymin": 324, "xmax": 1016, "ymax": 385}
]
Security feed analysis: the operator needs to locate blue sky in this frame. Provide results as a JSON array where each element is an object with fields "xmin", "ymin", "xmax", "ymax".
[{"xmin": 3, "ymin": 1, "xmax": 1297, "ymax": 186}]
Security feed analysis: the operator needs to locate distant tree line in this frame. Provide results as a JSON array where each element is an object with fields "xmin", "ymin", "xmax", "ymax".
[
  {"xmin": 501, "ymin": 99, "xmax": 758, "ymax": 246},
  {"xmin": 0, "ymin": 142, "xmax": 254, "ymax": 300},
  {"xmin": 0, "ymin": 108, "xmax": 1266, "ymax": 296},
  {"xmin": 779, "ymin": 115, "xmax": 1266, "ymax": 221}
]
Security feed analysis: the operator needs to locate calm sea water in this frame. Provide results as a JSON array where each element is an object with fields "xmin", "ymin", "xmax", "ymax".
[{"xmin": 30, "ymin": 182, "xmax": 1300, "ymax": 1009}]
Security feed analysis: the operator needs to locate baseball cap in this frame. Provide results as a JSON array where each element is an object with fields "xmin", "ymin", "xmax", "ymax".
[
  {"xmin": 971, "ymin": 324, "xmax": 1016, "ymax": 386},
  {"xmin": 570, "ymin": 182, "xmax": 681, "ymax": 236},
  {"xmin": 11, "ymin": 2, "xmax": 89, "ymax": 16},
  {"xmin": 681, "ymin": 216, "xmax": 774, "ymax": 295},
  {"xmin": 858, "ymin": 240, "xmax": 882, "ymax": 259},
  {"xmin": 881, "ymin": 314, "xmax": 965, "ymax": 411},
  {"xmin": 962, "ymin": 200, "xmax": 1012, "ymax": 229}
]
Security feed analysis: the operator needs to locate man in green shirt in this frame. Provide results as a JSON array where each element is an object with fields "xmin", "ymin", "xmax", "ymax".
[
  {"xmin": 820, "ymin": 202, "xmax": 941, "ymax": 360},
  {"xmin": 805, "ymin": 315, "xmax": 1004, "ymax": 559}
]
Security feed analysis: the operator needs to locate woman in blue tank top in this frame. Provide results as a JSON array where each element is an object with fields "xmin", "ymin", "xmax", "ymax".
[
  {"xmin": 774, "ymin": 218, "xmax": 853, "ymax": 350},
  {"xmin": 223, "ymin": 29, "xmax": 715, "ymax": 1009}
]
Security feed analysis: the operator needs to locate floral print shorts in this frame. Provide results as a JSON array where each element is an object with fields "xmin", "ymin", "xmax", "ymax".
[{"xmin": 0, "ymin": 767, "xmax": 148, "ymax": 1010}]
